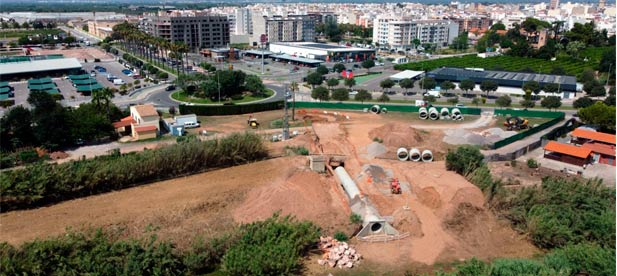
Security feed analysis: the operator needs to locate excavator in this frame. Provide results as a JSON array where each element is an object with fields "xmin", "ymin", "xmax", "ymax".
[
  {"xmin": 503, "ymin": 116, "xmax": 529, "ymax": 131},
  {"xmin": 247, "ymin": 115, "xmax": 260, "ymax": 129}
]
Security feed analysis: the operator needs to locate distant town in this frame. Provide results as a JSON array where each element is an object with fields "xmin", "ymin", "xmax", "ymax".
[{"xmin": 0, "ymin": 1, "xmax": 615, "ymax": 275}]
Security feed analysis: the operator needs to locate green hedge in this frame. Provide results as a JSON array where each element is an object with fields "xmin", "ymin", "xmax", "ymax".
[
  {"xmin": 294, "ymin": 102, "xmax": 482, "ymax": 115},
  {"xmin": 179, "ymin": 101, "xmax": 284, "ymax": 116},
  {"xmin": 490, "ymin": 109, "xmax": 565, "ymax": 149},
  {"xmin": 0, "ymin": 132, "xmax": 268, "ymax": 211},
  {"xmin": 0, "ymin": 99, "xmax": 15, "ymax": 108}
]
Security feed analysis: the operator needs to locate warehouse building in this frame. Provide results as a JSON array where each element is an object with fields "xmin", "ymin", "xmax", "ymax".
[
  {"xmin": 427, "ymin": 67, "xmax": 578, "ymax": 93},
  {"xmin": 0, "ymin": 55, "xmax": 82, "ymax": 81},
  {"xmin": 269, "ymin": 42, "xmax": 376, "ymax": 62}
]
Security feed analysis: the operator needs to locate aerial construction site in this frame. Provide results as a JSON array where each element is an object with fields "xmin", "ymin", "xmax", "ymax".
[{"xmin": 1, "ymin": 107, "xmax": 547, "ymax": 274}]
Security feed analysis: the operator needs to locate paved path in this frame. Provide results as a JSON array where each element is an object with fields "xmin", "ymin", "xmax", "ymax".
[{"xmin": 412, "ymin": 113, "xmax": 494, "ymax": 130}]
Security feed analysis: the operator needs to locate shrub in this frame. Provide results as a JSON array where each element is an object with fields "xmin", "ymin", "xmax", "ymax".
[
  {"xmin": 0, "ymin": 99, "xmax": 15, "ymax": 107},
  {"xmin": 94, "ymin": 58, "xmax": 100, "ymax": 62},
  {"xmin": 1, "ymin": 132, "xmax": 268, "ymax": 211},
  {"xmin": 333, "ymin": 231, "xmax": 348, "ymax": 242},
  {"xmin": 543, "ymin": 243, "xmax": 616, "ymax": 276},
  {"xmin": 349, "ymin": 213, "xmax": 362, "ymax": 224},
  {"xmin": 17, "ymin": 149, "xmax": 39, "ymax": 164},
  {"xmin": 372, "ymin": 137, "xmax": 383, "ymax": 143},
  {"xmin": 183, "ymin": 233, "xmax": 241, "ymax": 274},
  {"xmin": 445, "ymin": 145, "xmax": 484, "ymax": 175},
  {"xmin": 285, "ymin": 146, "xmax": 309, "ymax": 156},
  {"xmin": 221, "ymin": 214, "xmax": 320, "ymax": 276},
  {"xmin": 527, "ymin": 158, "xmax": 538, "ymax": 168}
]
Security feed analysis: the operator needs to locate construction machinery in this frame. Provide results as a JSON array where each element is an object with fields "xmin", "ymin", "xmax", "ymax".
[
  {"xmin": 248, "ymin": 117, "xmax": 260, "ymax": 129},
  {"xmin": 390, "ymin": 178, "xmax": 401, "ymax": 194},
  {"xmin": 503, "ymin": 116, "xmax": 529, "ymax": 131}
]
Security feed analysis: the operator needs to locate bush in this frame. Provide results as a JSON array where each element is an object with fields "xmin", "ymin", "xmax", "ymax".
[
  {"xmin": 349, "ymin": 213, "xmax": 362, "ymax": 224},
  {"xmin": 333, "ymin": 231, "xmax": 348, "ymax": 242},
  {"xmin": 94, "ymin": 58, "xmax": 101, "ymax": 62},
  {"xmin": 527, "ymin": 158, "xmax": 538, "ymax": 168},
  {"xmin": 17, "ymin": 149, "xmax": 39, "ymax": 164},
  {"xmin": 0, "ymin": 100, "xmax": 15, "ymax": 107},
  {"xmin": 445, "ymin": 145, "xmax": 484, "ymax": 175},
  {"xmin": 221, "ymin": 214, "xmax": 320, "ymax": 276},
  {"xmin": 543, "ymin": 243, "xmax": 616, "ymax": 276},
  {"xmin": 1, "ymin": 132, "xmax": 268, "ymax": 211},
  {"xmin": 285, "ymin": 146, "xmax": 309, "ymax": 156}
]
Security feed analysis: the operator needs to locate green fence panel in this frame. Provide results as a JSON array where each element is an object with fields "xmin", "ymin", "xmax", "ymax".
[
  {"xmin": 293, "ymin": 102, "xmax": 481, "ymax": 115},
  {"xmin": 494, "ymin": 109, "xmax": 564, "ymax": 119},
  {"xmin": 179, "ymin": 101, "xmax": 284, "ymax": 116}
]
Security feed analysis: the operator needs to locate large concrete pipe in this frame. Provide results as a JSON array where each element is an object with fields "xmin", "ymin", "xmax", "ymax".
[
  {"xmin": 370, "ymin": 105, "xmax": 381, "ymax": 114},
  {"xmin": 428, "ymin": 107, "xmax": 439, "ymax": 120},
  {"xmin": 397, "ymin": 148, "xmax": 409, "ymax": 161},
  {"xmin": 381, "ymin": 107, "xmax": 388, "ymax": 114},
  {"xmin": 421, "ymin": 150, "xmax": 433, "ymax": 162},
  {"xmin": 440, "ymin": 107, "xmax": 450, "ymax": 119},
  {"xmin": 409, "ymin": 148, "xmax": 421, "ymax": 162},
  {"xmin": 334, "ymin": 166, "xmax": 361, "ymax": 200},
  {"xmin": 419, "ymin": 107, "xmax": 428, "ymax": 120}
]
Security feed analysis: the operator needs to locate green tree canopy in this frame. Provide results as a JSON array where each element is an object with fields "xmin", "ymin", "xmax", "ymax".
[
  {"xmin": 441, "ymin": 81, "xmax": 456, "ymax": 93},
  {"xmin": 450, "ymin": 32, "xmax": 469, "ymax": 50},
  {"xmin": 361, "ymin": 59, "xmax": 375, "ymax": 72},
  {"xmin": 522, "ymin": 81, "xmax": 541, "ymax": 95},
  {"xmin": 496, "ymin": 95, "xmax": 512, "ymax": 108},
  {"xmin": 316, "ymin": 65, "xmax": 329, "ymax": 75},
  {"xmin": 578, "ymin": 102, "xmax": 616, "ymax": 132},
  {"xmin": 311, "ymin": 86, "xmax": 330, "ymax": 101},
  {"xmin": 377, "ymin": 93, "xmax": 390, "ymax": 103},
  {"xmin": 399, "ymin": 78, "xmax": 415, "ymax": 93},
  {"xmin": 541, "ymin": 96, "xmax": 562, "ymax": 111},
  {"xmin": 326, "ymin": 78, "xmax": 339, "ymax": 89},
  {"xmin": 520, "ymin": 99, "xmax": 536, "ymax": 109},
  {"xmin": 331, "ymin": 88, "xmax": 349, "ymax": 101},
  {"xmin": 379, "ymin": 78, "xmax": 395, "ymax": 92},
  {"xmin": 459, "ymin": 79, "xmax": 475, "ymax": 94},
  {"xmin": 446, "ymin": 145, "xmax": 484, "ymax": 175},
  {"xmin": 573, "ymin": 97, "xmax": 595, "ymax": 109},
  {"xmin": 479, "ymin": 80, "xmax": 499, "ymax": 97},
  {"xmin": 419, "ymin": 77, "xmax": 436, "ymax": 91},
  {"xmin": 542, "ymin": 83, "xmax": 560, "ymax": 94},
  {"xmin": 354, "ymin": 89, "xmax": 372, "ymax": 103},
  {"xmin": 306, "ymin": 72, "xmax": 323, "ymax": 88},
  {"xmin": 333, "ymin": 63, "xmax": 346, "ymax": 73},
  {"xmin": 244, "ymin": 75, "xmax": 265, "ymax": 96}
]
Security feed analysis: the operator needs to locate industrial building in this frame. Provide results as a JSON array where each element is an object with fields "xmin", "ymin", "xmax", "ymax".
[
  {"xmin": 140, "ymin": 10, "xmax": 230, "ymax": 52},
  {"xmin": 372, "ymin": 16, "xmax": 459, "ymax": 49},
  {"xmin": 269, "ymin": 42, "xmax": 376, "ymax": 62},
  {"xmin": 427, "ymin": 67, "xmax": 578, "ymax": 93},
  {"xmin": 0, "ymin": 55, "xmax": 82, "ymax": 81},
  {"xmin": 251, "ymin": 15, "xmax": 315, "ymax": 45}
]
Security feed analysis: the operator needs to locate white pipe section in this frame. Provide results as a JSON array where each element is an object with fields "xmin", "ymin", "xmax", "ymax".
[
  {"xmin": 334, "ymin": 166, "xmax": 361, "ymax": 200},
  {"xmin": 419, "ymin": 107, "xmax": 428, "ymax": 120},
  {"xmin": 381, "ymin": 107, "xmax": 388, "ymax": 114},
  {"xmin": 428, "ymin": 107, "xmax": 439, "ymax": 120},
  {"xmin": 409, "ymin": 148, "xmax": 421, "ymax": 162},
  {"xmin": 421, "ymin": 150, "xmax": 433, "ymax": 162},
  {"xmin": 370, "ymin": 105, "xmax": 381, "ymax": 114},
  {"xmin": 452, "ymin": 108, "xmax": 461, "ymax": 116},
  {"xmin": 440, "ymin": 107, "xmax": 450, "ymax": 117},
  {"xmin": 397, "ymin": 148, "xmax": 409, "ymax": 161}
]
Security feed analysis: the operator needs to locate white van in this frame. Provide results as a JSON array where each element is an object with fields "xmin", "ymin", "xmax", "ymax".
[
  {"xmin": 113, "ymin": 79, "xmax": 125, "ymax": 85},
  {"xmin": 415, "ymin": 100, "xmax": 427, "ymax": 107},
  {"xmin": 184, "ymin": 122, "xmax": 200, "ymax": 129},
  {"xmin": 423, "ymin": 90, "xmax": 441, "ymax": 98}
]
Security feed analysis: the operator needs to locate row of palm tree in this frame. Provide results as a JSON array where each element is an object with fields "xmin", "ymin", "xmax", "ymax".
[{"xmin": 111, "ymin": 22, "xmax": 190, "ymax": 75}]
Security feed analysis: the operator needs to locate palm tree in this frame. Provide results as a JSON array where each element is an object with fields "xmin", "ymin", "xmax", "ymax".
[{"xmin": 290, "ymin": 81, "xmax": 299, "ymax": 121}]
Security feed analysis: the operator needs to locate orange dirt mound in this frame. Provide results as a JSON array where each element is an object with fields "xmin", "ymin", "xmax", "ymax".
[
  {"xmin": 233, "ymin": 170, "xmax": 348, "ymax": 233},
  {"xmin": 416, "ymin": 187, "xmax": 442, "ymax": 209},
  {"xmin": 368, "ymin": 123, "xmax": 423, "ymax": 148}
]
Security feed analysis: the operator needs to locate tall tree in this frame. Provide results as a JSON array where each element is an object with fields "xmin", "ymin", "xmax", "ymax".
[
  {"xmin": 522, "ymin": 81, "xmax": 541, "ymax": 98},
  {"xmin": 441, "ymin": 81, "xmax": 456, "ymax": 94},
  {"xmin": 316, "ymin": 65, "xmax": 329, "ymax": 75},
  {"xmin": 0, "ymin": 106, "xmax": 35, "ymax": 150},
  {"xmin": 326, "ymin": 78, "xmax": 339, "ymax": 90},
  {"xmin": 311, "ymin": 86, "xmax": 330, "ymax": 101},
  {"xmin": 496, "ymin": 95, "xmax": 512, "ymax": 108},
  {"xmin": 399, "ymin": 78, "xmax": 414, "ymax": 95},
  {"xmin": 306, "ymin": 72, "xmax": 323, "ymax": 88},
  {"xmin": 459, "ymin": 79, "xmax": 475, "ymax": 95},
  {"xmin": 331, "ymin": 88, "xmax": 349, "ymax": 101},
  {"xmin": 354, "ymin": 90, "xmax": 372, "ymax": 103},
  {"xmin": 361, "ymin": 59, "xmax": 375, "ymax": 73},
  {"xmin": 344, "ymin": 78, "xmax": 356, "ymax": 91},
  {"xmin": 578, "ymin": 102, "xmax": 616, "ymax": 132},
  {"xmin": 541, "ymin": 96, "xmax": 562, "ymax": 111},
  {"xmin": 479, "ymin": 80, "xmax": 498, "ymax": 97},
  {"xmin": 418, "ymin": 77, "xmax": 436, "ymax": 91},
  {"xmin": 379, "ymin": 79, "xmax": 395, "ymax": 93}
]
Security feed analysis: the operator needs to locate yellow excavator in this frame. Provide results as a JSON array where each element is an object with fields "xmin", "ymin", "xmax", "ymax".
[
  {"xmin": 248, "ymin": 115, "xmax": 259, "ymax": 129},
  {"xmin": 504, "ymin": 116, "xmax": 529, "ymax": 131}
]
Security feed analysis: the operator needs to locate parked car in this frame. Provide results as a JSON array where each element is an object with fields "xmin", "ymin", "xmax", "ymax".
[
  {"xmin": 349, "ymin": 91, "xmax": 359, "ymax": 96},
  {"xmin": 113, "ymin": 79, "xmax": 125, "ymax": 85},
  {"xmin": 423, "ymin": 90, "xmax": 442, "ymax": 98},
  {"xmin": 165, "ymin": 85, "xmax": 176, "ymax": 91},
  {"xmin": 455, "ymin": 103, "xmax": 466, "ymax": 108},
  {"xmin": 184, "ymin": 122, "xmax": 200, "ymax": 128}
]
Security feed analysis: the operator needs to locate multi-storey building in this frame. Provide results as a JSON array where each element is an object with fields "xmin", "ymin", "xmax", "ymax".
[
  {"xmin": 373, "ymin": 16, "xmax": 459, "ymax": 49},
  {"xmin": 140, "ymin": 10, "xmax": 230, "ymax": 51},
  {"xmin": 251, "ymin": 15, "xmax": 315, "ymax": 45},
  {"xmin": 235, "ymin": 8, "xmax": 253, "ymax": 35},
  {"xmin": 450, "ymin": 17, "xmax": 493, "ymax": 34}
]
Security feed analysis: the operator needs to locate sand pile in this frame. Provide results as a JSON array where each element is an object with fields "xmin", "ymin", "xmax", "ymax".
[
  {"xmin": 233, "ymin": 171, "xmax": 347, "ymax": 230},
  {"xmin": 366, "ymin": 142, "xmax": 387, "ymax": 159},
  {"xmin": 368, "ymin": 123, "xmax": 423, "ymax": 148},
  {"xmin": 443, "ymin": 128, "xmax": 517, "ymax": 145}
]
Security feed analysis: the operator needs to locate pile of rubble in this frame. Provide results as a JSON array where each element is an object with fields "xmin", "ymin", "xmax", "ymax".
[{"xmin": 317, "ymin": 236, "xmax": 361, "ymax": 269}]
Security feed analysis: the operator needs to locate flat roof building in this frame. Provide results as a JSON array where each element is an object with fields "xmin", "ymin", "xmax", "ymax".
[
  {"xmin": 269, "ymin": 42, "xmax": 376, "ymax": 62},
  {"xmin": 140, "ymin": 10, "xmax": 230, "ymax": 52},
  {"xmin": 0, "ymin": 56, "xmax": 82, "ymax": 81},
  {"xmin": 427, "ymin": 67, "xmax": 578, "ymax": 92},
  {"xmin": 251, "ymin": 15, "xmax": 315, "ymax": 45}
]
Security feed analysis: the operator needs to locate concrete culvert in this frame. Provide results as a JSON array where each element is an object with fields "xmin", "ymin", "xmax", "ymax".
[
  {"xmin": 428, "ymin": 107, "xmax": 439, "ymax": 120},
  {"xmin": 409, "ymin": 148, "xmax": 421, "ymax": 162},
  {"xmin": 397, "ymin": 148, "xmax": 409, "ymax": 161},
  {"xmin": 421, "ymin": 149, "xmax": 433, "ymax": 162},
  {"xmin": 371, "ymin": 222, "xmax": 383, "ymax": 232},
  {"xmin": 419, "ymin": 107, "xmax": 428, "ymax": 120},
  {"xmin": 370, "ymin": 105, "xmax": 381, "ymax": 114},
  {"xmin": 381, "ymin": 108, "xmax": 388, "ymax": 114}
]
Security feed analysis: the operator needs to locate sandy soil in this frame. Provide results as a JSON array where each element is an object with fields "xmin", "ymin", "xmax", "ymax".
[
  {"xmin": 34, "ymin": 47, "xmax": 114, "ymax": 61},
  {"xmin": 1, "ymin": 109, "xmax": 539, "ymax": 272}
]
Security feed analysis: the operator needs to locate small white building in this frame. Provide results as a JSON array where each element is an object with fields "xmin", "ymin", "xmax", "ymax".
[
  {"xmin": 389, "ymin": 70, "xmax": 424, "ymax": 82},
  {"xmin": 129, "ymin": 104, "xmax": 160, "ymax": 139}
]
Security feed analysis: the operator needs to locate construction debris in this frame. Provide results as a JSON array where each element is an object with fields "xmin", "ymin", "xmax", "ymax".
[{"xmin": 317, "ymin": 236, "xmax": 361, "ymax": 269}]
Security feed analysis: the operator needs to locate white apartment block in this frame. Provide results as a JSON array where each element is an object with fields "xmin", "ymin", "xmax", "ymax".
[
  {"xmin": 372, "ymin": 16, "xmax": 459, "ymax": 49},
  {"xmin": 251, "ymin": 15, "xmax": 315, "ymax": 45},
  {"xmin": 235, "ymin": 8, "xmax": 253, "ymax": 35}
]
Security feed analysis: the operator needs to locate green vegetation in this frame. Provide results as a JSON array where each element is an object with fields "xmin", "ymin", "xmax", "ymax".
[
  {"xmin": 394, "ymin": 47, "xmax": 614, "ymax": 79},
  {"xmin": 442, "ymin": 145, "xmax": 616, "ymax": 275},
  {"xmin": 353, "ymin": 72, "xmax": 382, "ymax": 84},
  {"xmin": 172, "ymin": 89, "xmax": 273, "ymax": 104},
  {"xmin": 0, "ymin": 133, "xmax": 268, "ymax": 211},
  {"xmin": 0, "ymin": 28, "xmax": 61, "ymax": 38},
  {"xmin": 445, "ymin": 145, "xmax": 484, "ymax": 175},
  {"xmin": 1, "ymin": 214, "xmax": 319, "ymax": 276},
  {"xmin": 285, "ymin": 146, "xmax": 309, "ymax": 156},
  {"xmin": 577, "ymin": 102, "xmax": 616, "ymax": 132}
]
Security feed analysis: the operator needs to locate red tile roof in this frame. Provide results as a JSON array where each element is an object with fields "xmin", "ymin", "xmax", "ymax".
[
  {"xmin": 134, "ymin": 125, "xmax": 157, "ymax": 132},
  {"xmin": 113, "ymin": 116, "xmax": 136, "ymax": 128},
  {"xmin": 132, "ymin": 104, "xmax": 158, "ymax": 117},
  {"xmin": 544, "ymin": 141, "xmax": 592, "ymax": 159},
  {"xmin": 582, "ymin": 142, "xmax": 616, "ymax": 157},
  {"xmin": 571, "ymin": 129, "xmax": 616, "ymax": 145}
]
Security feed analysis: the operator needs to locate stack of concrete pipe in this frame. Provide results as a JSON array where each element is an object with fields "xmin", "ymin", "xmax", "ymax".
[
  {"xmin": 396, "ymin": 147, "xmax": 433, "ymax": 162},
  {"xmin": 418, "ymin": 107, "xmax": 463, "ymax": 121}
]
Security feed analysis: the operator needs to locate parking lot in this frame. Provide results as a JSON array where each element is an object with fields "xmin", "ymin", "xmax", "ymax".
[{"xmin": 82, "ymin": 60, "xmax": 137, "ymax": 89}]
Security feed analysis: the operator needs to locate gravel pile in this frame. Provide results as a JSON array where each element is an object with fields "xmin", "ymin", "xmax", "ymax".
[
  {"xmin": 366, "ymin": 142, "xmax": 387, "ymax": 159},
  {"xmin": 443, "ymin": 128, "xmax": 517, "ymax": 145},
  {"xmin": 317, "ymin": 236, "xmax": 361, "ymax": 269}
]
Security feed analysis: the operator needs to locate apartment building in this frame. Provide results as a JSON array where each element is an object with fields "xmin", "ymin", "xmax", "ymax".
[
  {"xmin": 235, "ymin": 8, "xmax": 253, "ymax": 35},
  {"xmin": 251, "ymin": 15, "xmax": 315, "ymax": 45},
  {"xmin": 141, "ymin": 10, "xmax": 230, "ymax": 51},
  {"xmin": 373, "ymin": 16, "xmax": 459, "ymax": 49},
  {"xmin": 449, "ymin": 17, "xmax": 493, "ymax": 34}
]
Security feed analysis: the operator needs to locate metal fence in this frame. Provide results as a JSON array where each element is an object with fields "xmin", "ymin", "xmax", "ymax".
[
  {"xmin": 490, "ymin": 109, "xmax": 566, "ymax": 150},
  {"xmin": 294, "ymin": 102, "xmax": 482, "ymax": 115}
]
